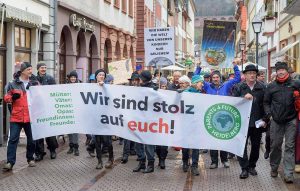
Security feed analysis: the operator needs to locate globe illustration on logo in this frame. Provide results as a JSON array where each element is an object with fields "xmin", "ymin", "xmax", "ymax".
[
  {"xmin": 212, "ymin": 111, "xmax": 234, "ymax": 133},
  {"xmin": 204, "ymin": 103, "xmax": 241, "ymax": 140}
]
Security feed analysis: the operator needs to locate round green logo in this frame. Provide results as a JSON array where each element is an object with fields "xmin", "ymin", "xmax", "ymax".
[{"xmin": 204, "ymin": 103, "xmax": 241, "ymax": 140}]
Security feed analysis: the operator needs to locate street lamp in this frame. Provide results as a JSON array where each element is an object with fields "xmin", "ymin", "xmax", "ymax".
[
  {"xmin": 239, "ymin": 41, "xmax": 246, "ymax": 71},
  {"xmin": 252, "ymin": 21, "xmax": 262, "ymax": 70}
]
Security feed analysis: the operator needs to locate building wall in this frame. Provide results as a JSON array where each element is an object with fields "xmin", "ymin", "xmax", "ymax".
[{"xmin": 0, "ymin": 0, "xmax": 51, "ymax": 138}]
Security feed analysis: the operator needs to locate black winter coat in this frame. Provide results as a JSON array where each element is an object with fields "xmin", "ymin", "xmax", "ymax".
[
  {"xmin": 233, "ymin": 81, "xmax": 266, "ymax": 127},
  {"xmin": 264, "ymin": 77, "xmax": 300, "ymax": 124},
  {"xmin": 36, "ymin": 73, "xmax": 56, "ymax": 85}
]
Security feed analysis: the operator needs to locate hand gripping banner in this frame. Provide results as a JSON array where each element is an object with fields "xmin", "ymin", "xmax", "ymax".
[{"xmin": 28, "ymin": 84, "xmax": 252, "ymax": 157}]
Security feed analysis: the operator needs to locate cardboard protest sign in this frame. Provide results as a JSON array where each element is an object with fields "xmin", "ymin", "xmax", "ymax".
[{"xmin": 144, "ymin": 27, "xmax": 175, "ymax": 67}]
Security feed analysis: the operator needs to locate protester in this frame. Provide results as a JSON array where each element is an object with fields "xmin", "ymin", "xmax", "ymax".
[
  {"xmin": 178, "ymin": 75, "xmax": 191, "ymax": 92},
  {"xmin": 155, "ymin": 77, "xmax": 169, "ymax": 169},
  {"xmin": 181, "ymin": 75, "xmax": 204, "ymax": 176},
  {"xmin": 233, "ymin": 64, "xmax": 266, "ymax": 179},
  {"xmin": 168, "ymin": 71, "xmax": 182, "ymax": 91},
  {"xmin": 133, "ymin": 70, "xmax": 157, "ymax": 173},
  {"xmin": 121, "ymin": 72, "xmax": 139, "ymax": 164},
  {"xmin": 203, "ymin": 74, "xmax": 211, "ymax": 83},
  {"xmin": 95, "ymin": 69, "xmax": 114, "ymax": 169},
  {"xmin": 3, "ymin": 62, "xmax": 39, "ymax": 171},
  {"xmin": 257, "ymin": 71, "xmax": 265, "ymax": 83},
  {"xmin": 152, "ymin": 69, "xmax": 162, "ymax": 85},
  {"xmin": 34, "ymin": 63, "xmax": 59, "ymax": 161},
  {"xmin": 264, "ymin": 62, "xmax": 300, "ymax": 183},
  {"xmin": 66, "ymin": 71, "xmax": 80, "ymax": 156},
  {"xmin": 288, "ymin": 67, "xmax": 300, "ymax": 80},
  {"xmin": 200, "ymin": 61, "xmax": 241, "ymax": 169}
]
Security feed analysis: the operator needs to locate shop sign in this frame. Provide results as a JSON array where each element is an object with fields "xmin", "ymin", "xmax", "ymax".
[{"xmin": 69, "ymin": 14, "xmax": 95, "ymax": 33}]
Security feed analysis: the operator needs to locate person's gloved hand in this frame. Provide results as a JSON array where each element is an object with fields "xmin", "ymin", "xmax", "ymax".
[
  {"xmin": 12, "ymin": 93, "xmax": 21, "ymax": 101},
  {"xmin": 177, "ymin": 89, "xmax": 184, "ymax": 93}
]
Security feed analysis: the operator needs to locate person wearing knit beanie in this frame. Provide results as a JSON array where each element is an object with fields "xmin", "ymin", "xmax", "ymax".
[
  {"xmin": 95, "ymin": 69, "xmax": 106, "ymax": 85},
  {"xmin": 20, "ymin": 62, "xmax": 32, "ymax": 72},
  {"xmin": 159, "ymin": 77, "xmax": 168, "ymax": 90}
]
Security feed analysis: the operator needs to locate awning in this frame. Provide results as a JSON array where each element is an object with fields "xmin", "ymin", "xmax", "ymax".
[
  {"xmin": 283, "ymin": 0, "xmax": 300, "ymax": 16},
  {"xmin": 0, "ymin": 4, "xmax": 42, "ymax": 27},
  {"xmin": 161, "ymin": 65, "xmax": 185, "ymax": 71},
  {"xmin": 272, "ymin": 41, "xmax": 300, "ymax": 58}
]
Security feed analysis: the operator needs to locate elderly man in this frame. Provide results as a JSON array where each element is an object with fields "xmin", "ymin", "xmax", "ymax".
[
  {"xmin": 168, "ymin": 71, "xmax": 182, "ymax": 91},
  {"xmin": 264, "ymin": 62, "xmax": 300, "ymax": 183},
  {"xmin": 233, "ymin": 64, "xmax": 266, "ymax": 179}
]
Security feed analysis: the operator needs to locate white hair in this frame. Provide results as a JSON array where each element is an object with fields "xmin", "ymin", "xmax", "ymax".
[{"xmin": 178, "ymin": 75, "xmax": 191, "ymax": 85}]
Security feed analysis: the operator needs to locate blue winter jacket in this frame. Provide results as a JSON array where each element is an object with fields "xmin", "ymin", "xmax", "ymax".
[{"xmin": 195, "ymin": 65, "xmax": 241, "ymax": 96}]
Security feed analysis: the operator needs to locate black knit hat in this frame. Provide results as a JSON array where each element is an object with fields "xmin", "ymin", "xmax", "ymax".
[
  {"xmin": 68, "ymin": 70, "xmax": 78, "ymax": 78},
  {"xmin": 20, "ymin": 62, "xmax": 32, "ymax": 72},
  {"xmin": 275, "ymin": 62, "xmax": 288, "ymax": 71},
  {"xmin": 95, "ymin": 69, "xmax": 106, "ymax": 79},
  {"xmin": 243, "ymin": 64, "xmax": 258, "ymax": 74},
  {"xmin": 139, "ymin": 70, "xmax": 152, "ymax": 82},
  {"xmin": 128, "ymin": 71, "xmax": 140, "ymax": 81}
]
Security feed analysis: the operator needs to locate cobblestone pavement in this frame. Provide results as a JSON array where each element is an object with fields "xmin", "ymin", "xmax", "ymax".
[{"xmin": 0, "ymin": 136, "xmax": 299, "ymax": 191}]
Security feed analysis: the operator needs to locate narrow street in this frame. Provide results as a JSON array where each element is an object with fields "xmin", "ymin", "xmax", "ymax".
[{"xmin": 0, "ymin": 136, "xmax": 299, "ymax": 191}]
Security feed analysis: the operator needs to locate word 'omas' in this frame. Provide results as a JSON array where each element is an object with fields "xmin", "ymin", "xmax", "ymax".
[{"xmin": 80, "ymin": 92, "xmax": 195, "ymax": 114}]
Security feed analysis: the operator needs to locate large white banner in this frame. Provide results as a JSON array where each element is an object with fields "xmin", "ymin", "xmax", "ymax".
[
  {"xmin": 28, "ymin": 84, "xmax": 252, "ymax": 157},
  {"xmin": 144, "ymin": 27, "xmax": 175, "ymax": 67}
]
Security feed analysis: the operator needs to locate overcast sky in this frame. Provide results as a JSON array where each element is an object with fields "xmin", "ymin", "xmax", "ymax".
[{"xmin": 194, "ymin": 0, "xmax": 236, "ymax": 16}]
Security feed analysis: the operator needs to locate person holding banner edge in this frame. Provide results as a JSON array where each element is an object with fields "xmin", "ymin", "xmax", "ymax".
[
  {"xmin": 232, "ymin": 64, "xmax": 267, "ymax": 179},
  {"xmin": 3, "ymin": 62, "xmax": 39, "ymax": 171},
  {"xmin": 34, "ymin": 63, "xmax": 59, "ymax": 161},
  {"xmin": 95, "ymin": 69, "xmax": 115, "ymax": 169},
  {"xmin": 66, "ymin": 71, "xmax": 80, "ymax": 156},
  {"xmin": 133, "ymin": 70, "xmax": 157, "ymax": 173},
  {"xmin": 195, "ymin": 61, "xmax": 241, "ymax": 169},
  {"xmin": 182, "ymin": 75, "xmax": 205, "ymax": 176}
]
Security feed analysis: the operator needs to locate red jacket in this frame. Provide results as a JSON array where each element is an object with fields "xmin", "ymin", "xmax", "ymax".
[{"xmin": 4, "ymin": 76, "xmax": 39, "ymax": 123}]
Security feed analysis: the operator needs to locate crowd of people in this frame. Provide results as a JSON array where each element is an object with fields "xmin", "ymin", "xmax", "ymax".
[{"xmin": 2, "ymin": 60, "xmax": 300, "ymax": 184}]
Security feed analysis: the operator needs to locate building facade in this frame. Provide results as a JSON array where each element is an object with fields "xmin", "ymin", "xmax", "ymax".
[
  {"xmin": 0, "ymin": 0, "xmax": 54, "ymax": 142},
  {"xmin": 57, "ymin": 0, "xmax": 136, "ymax": 83},
  {"xmin": 136, "ymin": 0, "xmax": 195, "ymax": 69}
]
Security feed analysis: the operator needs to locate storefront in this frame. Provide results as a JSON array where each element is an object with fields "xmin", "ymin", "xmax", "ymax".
[
  {"xmin": 57, "ymin": 5, "xmax": 101, "ymax": 83},
  {"xmin": 0, "ymin": 3, "xmax": 43, "ymax": 141}
]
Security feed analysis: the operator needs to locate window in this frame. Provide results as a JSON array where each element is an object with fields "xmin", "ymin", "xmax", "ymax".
[
  {"xmin": 38, "ymin": 32, "xmax": 44, "ymax": 62},
  {"xmin": 15, "ymin": 52, "xmax": 30, "ymax": 72},
  {"xmin": 15, "ymin": 26, "xmax": 31, "ymax": 73},
  {"xmin": 15, "ymin": 26, "xmax": 31, "ymax": 49},
  {"xmin": 129, "ymin": 0, "xmax": 133, "ymax": 17},
  {"xmin": 15, "ymin": 27, "xmax": 20, "ymax": 47},
  {"xmin": 0, "ymin": 23, "xmax": 6, "ymax": 46},
  {"xmin": 114, "ymin": 0, "xmax": 120, "ymax": 8},
  {"xmin": 122, "ymin": 0, "xmax": 127, "ymax": 13}
]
